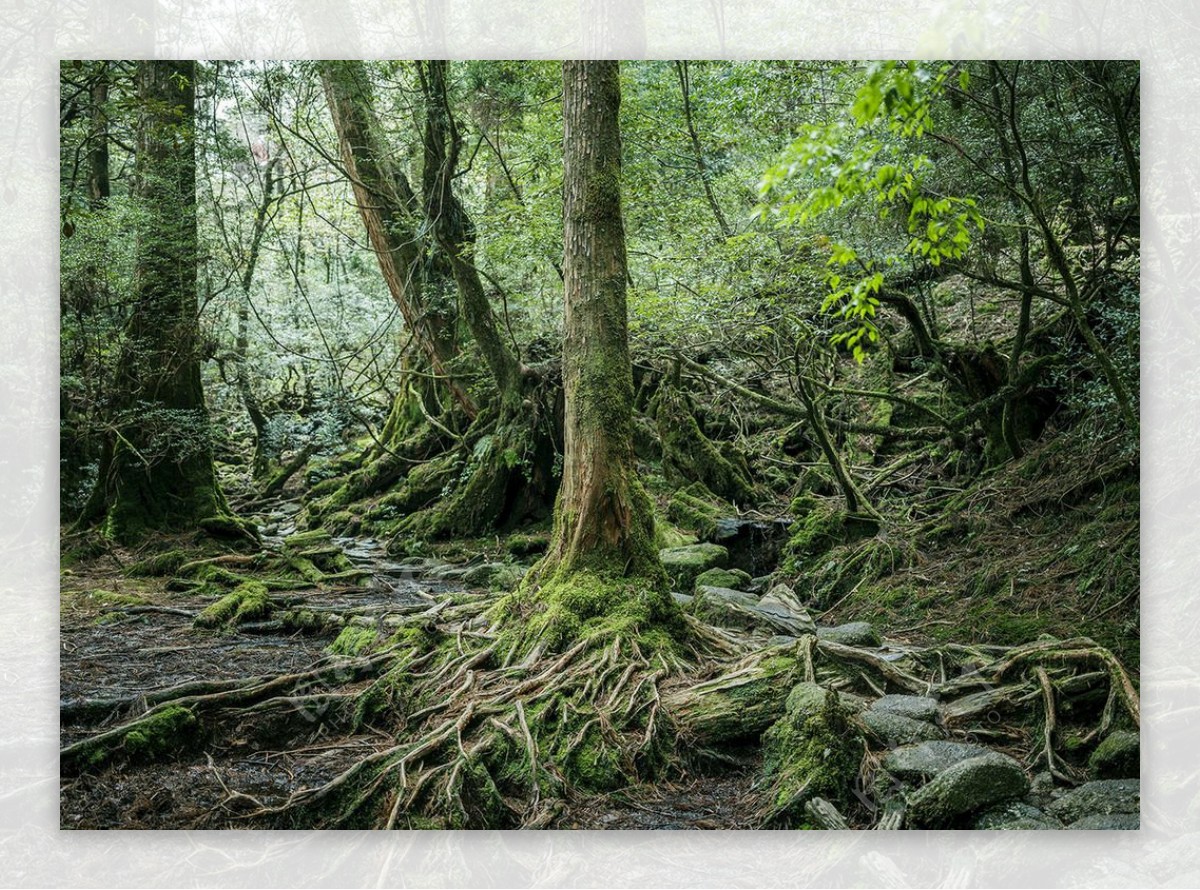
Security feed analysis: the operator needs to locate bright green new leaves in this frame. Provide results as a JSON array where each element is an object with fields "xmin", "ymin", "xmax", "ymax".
[{"xmin": 757, "ymin": 61, "xmax": 984, "ymax": 362}]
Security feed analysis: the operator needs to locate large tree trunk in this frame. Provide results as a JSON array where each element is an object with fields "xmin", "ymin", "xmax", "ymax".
[
  {"xmin": 93, "ymin": 61, "xmax": 231, "ymax": 541},
  {"xmin": 319, "ymin": 61, "xmax": 475, "ymax": 419},
  {"xmin": 538, "ymin": 60, "xmax": 663, "ymax": 584},
  {"xmin": 394, "ymin": 61, "xmax": 561, "ymax": 538}
]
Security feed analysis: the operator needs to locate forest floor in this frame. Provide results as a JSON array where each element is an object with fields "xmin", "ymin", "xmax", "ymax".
[
  {"xmin": 60, "ymin": 516, "xmax": 763, "ymax": 830},
  {"xmin": 59, "ymin": 416, "xmax": 1139, "ymax": 830}
]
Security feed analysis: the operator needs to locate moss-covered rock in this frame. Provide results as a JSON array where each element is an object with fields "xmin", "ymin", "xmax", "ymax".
[
  {"xmin": 1088, "ymin": 730, "xmax": 1139, "ymax": 779},
  {"xmin": 906, "ymin": 752, "xmax": 1030, "ymax": 828},
  {"xmin": 882, "ymin": 740, "xmax": 992, "ymax": 783},
  {"xmin": 659, "ymin": 543, "xmax": 729, "ymax": 591},
  {"xmin": 506, "ymin": 532, "xmax": 550, "ymax": 557},
  {"xmin": 973, "ymin": 800, "xmax": 1062, "ymax": 830},
  {"xmin": 760, "ymin": 689, "xmax": 864, "ymax": 823},
  {"xmin": 861, "ymin": 710, "xmax": 945, "ymax": 747},
  {"xmin": 868, "ymin": 694, "xmax": 940, "ymax": 722},
  {"xmin": 817, "ymin": 621, "xmax": 882, "ymax": 647},
  {"xmin": 1066, "ymin": 813, "xmax": 1139, "ymax": 830},
  {"xmin": 1046, "ymin": 779, "xmax": 1139, "ymax": 824},
  {"xmin": 693, "ymin": 567, "xmax": 753, "ymax": 592}
]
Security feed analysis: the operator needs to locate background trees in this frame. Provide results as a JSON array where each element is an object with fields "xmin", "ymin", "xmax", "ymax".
[
  {"xmin": 67, "ymin": 60, "xmax": 232, "ymax": 541},
  {"xmin": 61, "ymin": 58, "xmax": 1138, "ymax": 583}
]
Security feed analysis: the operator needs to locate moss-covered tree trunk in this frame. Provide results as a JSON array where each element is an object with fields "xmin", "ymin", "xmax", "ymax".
[
  {"xmin": 504, "ymin": 62, "xmax": 676, "ymax": 656},
  {"xmin": 92, "ymin": 60, "xmax": 231, "ymax": 541},
  {"xmin": 395, "ymin": 60, "xmax": 561, "ymax": 538},
  {"xmin": 544, "ymin": 60, "xmax": 659, "ymax": 579},
  {"xmin": 319, "ymin": 60, "xmax": 475, "ymax": 419}
]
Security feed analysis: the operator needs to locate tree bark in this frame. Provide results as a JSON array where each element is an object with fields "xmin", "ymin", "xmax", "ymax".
[
  {"xmin": 95, "ymin": 60, "xmax": 230, "ymax": 541},
  {"xmin": 540, "ymin": 60, "xmax": 660, "ymax": 580},
  {"xmin": 319, "ymin": 60, "xmax": 475, "ymax": 419}
]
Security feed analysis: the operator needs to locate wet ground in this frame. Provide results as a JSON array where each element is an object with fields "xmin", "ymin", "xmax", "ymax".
[{"xmin": 60, "ymin": 510, "xmax": 756, "ymax": 830}]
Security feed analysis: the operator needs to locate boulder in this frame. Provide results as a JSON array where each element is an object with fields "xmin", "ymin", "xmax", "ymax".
[
  {"xmin": 784, "ymin": 682, "xmax": 828, "ymax": 721},
  {"xmin": 702, "ymin": 517, "xmax": 792, "ymax": 575},
  {"xmin": 906, "ymin": 752, "xmax": 1030, "ymax": 828},
  {"xmin": 861, "ymin": 710, "xmax": 945, "ymax": 746},
  {"xmin": 694, "ymin": 585, "xmax": 759, "ymax": 608},
  {"xmin": 869, "ymin": 694, "xmax": 939, "ymax": 722},
  {"xmin": 1047, "ymin": 779, "xmax": 1139, "ymax": 824},
  {"xmin": 660, "ymin": 543, "xmax": 729, "ymax": 591},
  {"xmin": 1089, "ymin": 730, "xmax": 1140, "ymax": 779},
  {"xmin": 755, "ymin": 588, "xmax": 816, "ymax": 636},
  {"xmin": 1067, "ymin": 813, "xmax": 1139, "ymax": 830},
  {"xmin": 671, "ymin": 592, "xmax": 694, "ymax": 606},
  {"xmin": 882, "ymin": 740, "xmax": 992, "ymax": 783},
  {"xmin": 693, "ymin": 567, "xmax": 754, "ymax": 592},
  {"xmin": 817, "ymin": 621, "xmax": 882, "ymax": 647},
  {"xmin": 693, "ymin": 585, "xmax": 814, "ymax": 636}
]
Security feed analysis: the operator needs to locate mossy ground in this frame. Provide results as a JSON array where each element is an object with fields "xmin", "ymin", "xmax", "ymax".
[{"xmin": 790, "ymin": 423, "xmax": 1139, "ymax": 668}]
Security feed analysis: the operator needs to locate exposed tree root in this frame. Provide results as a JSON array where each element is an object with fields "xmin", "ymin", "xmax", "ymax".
[{"xmin": 61, "ymin": 564, "xmax": 1138, "ymax": 829}]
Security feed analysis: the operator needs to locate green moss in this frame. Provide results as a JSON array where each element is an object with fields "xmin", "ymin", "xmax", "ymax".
[
  {"xmin": 177, "ymin": 561, "xmax": 247, "ymax": 587},
  {"xmin": 693, "ymin": 567, "xmax": 752, "ymax": 592},
  {"xmin": 127, "ymin": 549, "xmax": 191, "ymax": 577},
  {"xmin": 495, "ymin": 564, "xmax": 684, "ymax": 658},
  {"xmin": 86, "ymin": 589, "xmax": 147, "ymax": 607},
  {"xmin": 666, "ymin": 483, "xmax": 728, "ymax": 538},
  {"xmin": 352, "ymin": 663, "xmax": 412, "ymax": 728},
  {"xmin": 328, "ymin": 625, "xmax": 378, "ymax": 657},
  {"xmin": 653, "ymin": 388, "xmax": 754, "ymax": 503},
  {"xmin": 124, "ymin": 705, "xmax": 198, "ymax": 761},
  {"xmin": 284, "ymin": 529, "xmax": 334, "ymax": 550},
  {"xmin": 506, "ymin": 532, "xmax": 550, "ymax": 557},
  {"xmin": 760, "ymin": 690, "xmax": 862, "ymax": 824},
  {"xmin": 194, "ymin": 580, "xmax": 271, "ymax": 628}
]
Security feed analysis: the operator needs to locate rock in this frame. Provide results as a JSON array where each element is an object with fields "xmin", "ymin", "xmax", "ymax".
[
  {"xmin": 1028, "ymin": 770, "xmax": 1057, "ymax": 807},
  {"xmin": 755, "ymin": 587, "xmax": 816, "ymax": 635},
  {"xmin": 973, "ymin": 800, "xmax": 1062, "ymax": 830},
  {"xmin": 869, "ymin": 694, "xmax": 939, "ymax": 722},
  {"xmin": 659, "ymin": 543, "xmax": 729, "ymax": 591},
  {"xmin": 694, "ymin": 585, "xmax": 759, "ymax": 607},
  {"xmin": 461, "ymin": 563, "xmax": 507, "ymax": 587},
  {"xmin": 1047, "ymin": 779, "xmax": 1139, "ymax": 824},
  {"xmin": 1089, "ymin": 730, "xmax": 1140, "ymax": 779},
  {"xmin": 785, "ymin": 684, "xmax": 868, "ymax": 721},
  {"xmin": 671, "ymin": 592, "xmax": 694, "ymax": 606},
  {"xmin": 702, "ymin": 517, "xmax": 792, "ymax": 575},
  {"xmin": 906, "ymin": 752, "xmax": 1030, "ymax": 828},
  {"xmin": 861, "ymin": 710, "xmax": 945, "ymax": 746},
  {"xmin": 693, "ymin": 585, "xmax": 815, "ymax": 636},
  {"xmin": 817, "ymin": 621, "xmax": 882, "ymax": 647},
  {"xmin": 784, "ymin": 682, "xmax": 828, "ymax": 721},
  {"xmin": 693, "ymin": 567, "xmax": 754, "ymax": 592},
  {"xmin": 988, "ymin": 818, "xmax": 1060, "ymax": 830},
  {"xmin": 882, "ymin": 740, "xmax": 992, "ymax": 782},
  {"xmin": 1067, "ymin": 813, "xmax": 1139, "ymax": 830}
]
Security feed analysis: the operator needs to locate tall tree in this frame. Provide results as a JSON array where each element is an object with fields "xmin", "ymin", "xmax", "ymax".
[
  {"xmin": 318, "ymin": 60, "xmax": 475, "ymax": 419},
  {"xmin": 87, "ymin": 61, "xmax": 233, "ymax": 541},
  {"xmin": 516, "ymin": 60, "xmax": 675, "ymax": 650}
]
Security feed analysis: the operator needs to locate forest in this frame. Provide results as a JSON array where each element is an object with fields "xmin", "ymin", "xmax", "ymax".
[{"xmin": 58, "ymin": 59, "xmax": 1140, "ymax": 831}]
